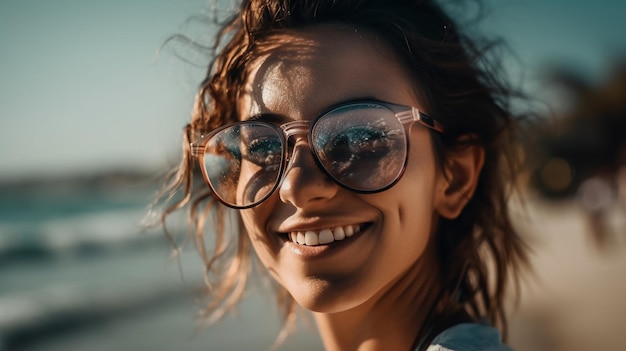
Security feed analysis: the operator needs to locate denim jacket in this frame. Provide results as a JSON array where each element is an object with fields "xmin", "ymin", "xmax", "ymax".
[{"xmin": 425, "ymin": 323, "xmax": 514, "ymax": 351}]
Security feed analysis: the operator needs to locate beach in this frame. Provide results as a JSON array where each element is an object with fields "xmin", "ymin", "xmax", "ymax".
[
  {"xmin": 508, "ymin": 194, "xmax": 626, "ymax": 351},
  {"xmin": 1, "ymin": 177, "xmax": 625, "ymax": 351}
]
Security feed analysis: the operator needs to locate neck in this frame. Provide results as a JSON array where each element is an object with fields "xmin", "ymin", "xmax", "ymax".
[{"xmin": 312, "ymin": 249, "xmax": 442, "ymax": 351}]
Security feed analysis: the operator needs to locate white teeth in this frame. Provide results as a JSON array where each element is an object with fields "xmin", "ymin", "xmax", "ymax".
[
  {"xmin": 345, "ymin": 225, "xmax": 354, "ymax": 237},
  {"xmin": 318, "ymin": 229, "xmax": 334, "ymax": 244},
  {"xmin": 333, "ymin": 227, "xmax": 345, "ymax": 241},
  {"xmin": 305, "ymin": 231, "xmax": 319, "ymax": 245},
  {"xmin": 287, "ymin": 224, "xmax": 362, "ymax": 246}
]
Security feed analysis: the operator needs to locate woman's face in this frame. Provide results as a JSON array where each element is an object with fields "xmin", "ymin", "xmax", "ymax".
[{"xmin": 237, "ymin": 24, "xmax": 447, "ymax": 313}]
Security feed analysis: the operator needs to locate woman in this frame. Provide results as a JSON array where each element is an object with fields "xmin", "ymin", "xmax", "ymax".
[{"xmin": 156, "ymin": 0, "xmax": 529, "ymax": 349}]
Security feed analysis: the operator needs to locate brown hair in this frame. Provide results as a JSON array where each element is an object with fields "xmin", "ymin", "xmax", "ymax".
[{"xmin": 153, "ymin": 0, "xmax": 529, "ymax": 343}]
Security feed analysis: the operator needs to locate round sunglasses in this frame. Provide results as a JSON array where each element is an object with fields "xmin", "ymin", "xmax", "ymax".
[{"xmin": 190, "ymin": 100, "xmax": 445, "ymax": 209}]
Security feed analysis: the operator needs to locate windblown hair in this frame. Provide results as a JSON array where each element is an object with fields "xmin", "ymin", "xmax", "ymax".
[{"xmin": 153, "ymin": 0, "xmax": 529, "ymax": 343}]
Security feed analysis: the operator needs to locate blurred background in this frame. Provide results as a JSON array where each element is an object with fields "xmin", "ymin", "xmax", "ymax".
[{"xmin": 1, "ymin": 0, "xmax": 625, "ymax": 350}]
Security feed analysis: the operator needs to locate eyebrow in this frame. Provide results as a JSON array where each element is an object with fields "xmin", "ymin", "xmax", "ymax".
[
  {"xmin": 245, "ymin": 113, "xmax": 289, "ymax": 124},
  {"xmin": 324, "ymin": 96, "xmax": 382, "ymax": 111},
  {"xmin": 244, "ymin": 96, "xmax": 385, "ymax": 122}
]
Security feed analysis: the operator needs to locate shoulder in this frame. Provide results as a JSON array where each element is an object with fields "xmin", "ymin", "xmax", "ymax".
[{"xmin": 425, "ymin": 323, "xmax": 514, "ymax": 351}]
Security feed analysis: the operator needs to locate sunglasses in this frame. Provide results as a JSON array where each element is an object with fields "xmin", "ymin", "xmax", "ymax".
[{"xmin": 190, "ymin": 100, "xmax": 445, "ymax": 209}]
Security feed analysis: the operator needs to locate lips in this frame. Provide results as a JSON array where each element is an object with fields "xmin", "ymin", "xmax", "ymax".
[{"xmin": 284, "ymin": 224, "xmax": 364, "ymax": 246}]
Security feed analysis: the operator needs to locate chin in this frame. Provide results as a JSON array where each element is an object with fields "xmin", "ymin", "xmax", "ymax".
[{"xmin": 284, "ymin": 273, "xmax": 374, "ymax": 313}]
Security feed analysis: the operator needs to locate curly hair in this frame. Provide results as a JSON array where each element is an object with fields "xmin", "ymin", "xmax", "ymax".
[{"xmin": 152, "ymin": 0, "xmax": 529, "ymax": 344}]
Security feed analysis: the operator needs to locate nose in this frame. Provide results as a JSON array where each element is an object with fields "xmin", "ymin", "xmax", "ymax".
[{"xmin": 278, "ymin": 138, "xmax": 340, "ymax": 208}]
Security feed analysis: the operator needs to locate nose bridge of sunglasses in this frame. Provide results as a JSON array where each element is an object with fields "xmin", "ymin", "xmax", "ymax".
[
  {"xmin": 280, "ymin": 120, "xmax": 312, "ymax": 158},
  {"xmin": 280, "ymin": 120, "xmax": 310, "ymax": 139},
  {"xmin": 278, "ymin": 120, "xmax": 324, "ymax": 176}
]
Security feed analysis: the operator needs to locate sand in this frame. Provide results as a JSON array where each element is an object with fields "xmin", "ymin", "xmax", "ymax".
[{"xmin": 508, "ymin": 194, "xmax": 626, "ymax": 351}]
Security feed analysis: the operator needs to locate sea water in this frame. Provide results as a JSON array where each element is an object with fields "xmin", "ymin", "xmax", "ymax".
[{"xmin": 0, "ymin": 175, "xmax": 322, "ymax": 351}]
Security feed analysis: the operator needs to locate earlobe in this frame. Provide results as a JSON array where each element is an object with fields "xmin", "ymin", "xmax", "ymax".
[{"xmin": 435, "ymin": 141, "xmax": 485, "ymax": 219}]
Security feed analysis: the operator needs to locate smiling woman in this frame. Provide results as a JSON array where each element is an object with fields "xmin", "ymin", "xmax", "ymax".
[{"xmin": 152, "ymin": 0, "xmax": 529, "ymax": 350}]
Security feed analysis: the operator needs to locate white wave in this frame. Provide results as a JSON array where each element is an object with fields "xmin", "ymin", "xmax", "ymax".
[
  {"xmin": 0, "ymin": 208, "xmax": 172, "ymax": 257},
  {"xmin": 0, "ymin": 278, "xmax": 195, "ymax": 334}
]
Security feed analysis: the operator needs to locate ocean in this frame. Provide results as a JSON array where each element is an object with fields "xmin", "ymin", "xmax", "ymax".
[
  {"xmin": 0, "ymin": 173, "xmax": 322, "ymax": 351},
  {"xmin": 7, "ymin": 172, "xmax": 624, "ymax": 351}
]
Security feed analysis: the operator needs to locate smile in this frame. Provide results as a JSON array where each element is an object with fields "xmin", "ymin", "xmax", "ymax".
[{"xmin": 285, "ymin": 224, "xmax": 366, "ymax": 246}]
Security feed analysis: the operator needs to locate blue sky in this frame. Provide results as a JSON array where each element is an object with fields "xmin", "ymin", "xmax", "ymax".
[
  {"xmin": 0, "ymin": 0, "xmax": 208, "ymax": 179},
  {"xmin": 1, "ymin": 0, "xmax": 625, "ymax": 180}
]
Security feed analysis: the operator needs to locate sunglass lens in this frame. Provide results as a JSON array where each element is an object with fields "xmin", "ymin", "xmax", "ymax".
[
  {"xmin": 202, "ymin": 123, "xmax": 284, "ymax": 207},
  {"xmin": 312, "ymin": 104, "xmax": 407, "ymax": 192}
]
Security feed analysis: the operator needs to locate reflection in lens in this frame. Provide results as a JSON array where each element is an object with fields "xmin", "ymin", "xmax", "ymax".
[
  {"xmin": 238, "ymin": 124, "xmax": 284, "ymax": 206},
  {"xmin": 313, "ymin": 104, "xmax": 406, "ymax": 191},
  {"xmin": 204, "ymin": 126, "xmax": 242, "ymax": 205},
  {"xmin": 204, "ymin": 123, "xmax": 284, "ymax": 207}
]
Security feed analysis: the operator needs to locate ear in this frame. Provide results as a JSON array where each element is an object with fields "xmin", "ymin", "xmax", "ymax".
[{"xmin": 435, "ymin": 139, "xmax": 485, "ymax": 219}]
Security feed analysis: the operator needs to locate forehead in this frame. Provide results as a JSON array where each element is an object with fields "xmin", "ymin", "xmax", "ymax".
[{"xmin": 239, "ymin": 24, "xmax": 422, "ymax": 120}]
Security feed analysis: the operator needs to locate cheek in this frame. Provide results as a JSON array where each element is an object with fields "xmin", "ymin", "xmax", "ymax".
[
  {"xmin": 372, "ymin": 173, "xmax": 437, "ymax": 251},
  {"xmin": 239, "ymin": 205, "xmax": 282, "ymax": 276},
  {"xmin": 240, "ymin": 209, "xmax": 270, "ymax": 256},
  {"xmin": 376, "ymin": 136, "xmax": 440, "ymax": 253}
]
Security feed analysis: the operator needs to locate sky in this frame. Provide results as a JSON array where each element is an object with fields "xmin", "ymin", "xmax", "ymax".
[{"xmin": 1, "ymin": 0, "xmax": 625, "ymax": 180}]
